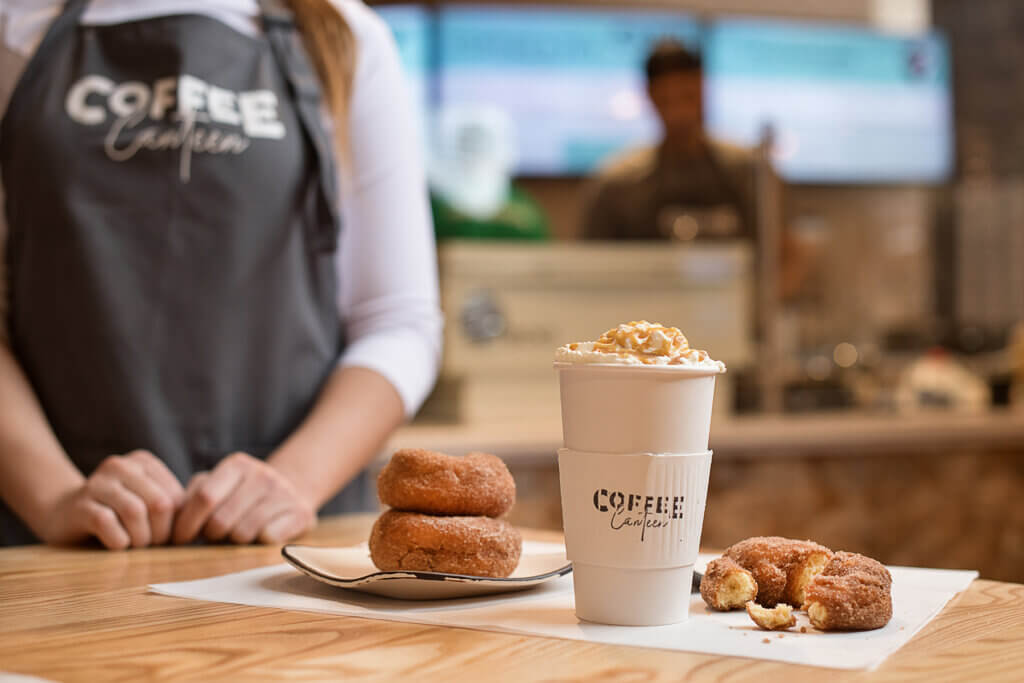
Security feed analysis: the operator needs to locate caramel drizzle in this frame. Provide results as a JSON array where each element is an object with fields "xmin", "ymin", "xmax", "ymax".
[{"xmin": 589, "ymin": 321, "xmax": 709, "ymax": 364}]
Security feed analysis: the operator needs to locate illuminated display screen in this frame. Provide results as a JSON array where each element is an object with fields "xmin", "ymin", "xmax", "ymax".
[
  {"xmin": 437, "ymin": 6, "xmax": 701, "ymax": 175},
  {"xmin": 704, "ymin": 19, "xmax": 950, "ymax": 183},
  {"xmin": 377, "ymin": 6, "xmax": 954, "ymax": 183},
  {"xmin": 704, "ymin": 19, "xmax": 953, "ymax": 183}
]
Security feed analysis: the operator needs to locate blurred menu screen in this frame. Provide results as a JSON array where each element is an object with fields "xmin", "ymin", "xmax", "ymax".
[
  {"xmin": 437, "ymin": 6, "xmax": 701, "ymax": 175},
  {"xmin": 703, "ymin": 19, "xmax": 952, "ymax": 183},
  {"xmin": 376, "ymin": 6, "xmax": 954, "ymax": 183}
]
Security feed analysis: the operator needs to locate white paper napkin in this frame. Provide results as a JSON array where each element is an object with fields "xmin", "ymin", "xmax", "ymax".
[{"xmin": 150, "ymin": 545, "xmax": 977, "ymax": 672}]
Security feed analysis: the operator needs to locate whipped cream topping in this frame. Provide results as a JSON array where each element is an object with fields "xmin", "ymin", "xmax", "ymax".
[{"xmin": 555, "ymin": 321, "xmax": 726, "ymax": 372}]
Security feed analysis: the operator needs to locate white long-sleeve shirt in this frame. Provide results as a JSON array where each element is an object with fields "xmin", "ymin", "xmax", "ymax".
[{"xmin": 0, "ymin": 0, "xmax": 442, "ymax": 417}]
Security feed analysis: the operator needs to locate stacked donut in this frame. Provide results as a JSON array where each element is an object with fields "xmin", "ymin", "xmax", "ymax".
[
  {"xmin": 369, "ymin": 449, "xmax": 522, "ymax": 578},
  {"xmin": 700, "ymin": 536, "xmax": 893, "ymax": 631}
]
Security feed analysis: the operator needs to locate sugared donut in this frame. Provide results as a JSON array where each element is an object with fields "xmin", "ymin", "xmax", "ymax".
[
  {"xmin": 369, "ymin": 510, "xmax": 522, "ymax": 578},
  {"xmin": 700, "ymin": 556, "xmax": 758, "ymax": 610},
  {"xmin": 722, "ymin": 536, "xmax": 834, "ymax": 608},
  {"xmin": 804, "ymin": 551, "xmax": 892, "ymax": 631},
  {"xmin": 377, "ymin": 449, "xmax": 515, "ymax": 517}
]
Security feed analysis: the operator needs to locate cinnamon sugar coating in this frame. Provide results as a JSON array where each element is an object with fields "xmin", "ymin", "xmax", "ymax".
[
  {"xmin": 724, "ymin": 536, "xmax": 834, "ymax": 607},
  {"xmin": 804, "ymin": 551, "xmax": 893, "ymax": 631},
  {"xmin": 377, "ymin": 449, "xmax": 516, "ymax": 517},
  {"xmin": 700, "ymin": 557, "xmax": 758, "ymax": 611},
  {"xmin": 369, "ymin": 510, "xmax": 522, "ymax": 577}
]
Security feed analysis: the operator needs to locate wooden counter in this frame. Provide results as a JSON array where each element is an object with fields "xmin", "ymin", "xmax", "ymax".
[
  {"xmin": 388, "ymin": 409, "xmax": 1024, "ymax": 462},
  {"xmin": 2, "ymin": 515, "xmax": 1023, "ymax": 682}
]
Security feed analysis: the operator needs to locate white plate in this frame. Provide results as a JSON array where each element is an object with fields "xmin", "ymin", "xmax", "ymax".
[{"xmin": 281, "ymin": 541, "xmax": 572, "ymax": 600}]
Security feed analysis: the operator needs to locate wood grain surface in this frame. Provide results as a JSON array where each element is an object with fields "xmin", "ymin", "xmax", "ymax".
[{"xmin": 1, "ymin": 515, "xmax": 1022, "ymax": 682}]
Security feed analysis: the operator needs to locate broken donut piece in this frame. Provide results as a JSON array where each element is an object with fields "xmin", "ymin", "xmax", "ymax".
[
  {"xmin": 804, "ymin": 551, "xmax": 893, "ymax": 631},
  {"xmin": 745, "ymin": 601, "xmax": 797, "ymax": 631},
  {"xmin": 700, "ymin": 556, "xmax": 758, "ymax": 610},
  {"xmin": 722, "ymin": 536, "xmax": 834, "ymax": 608}
]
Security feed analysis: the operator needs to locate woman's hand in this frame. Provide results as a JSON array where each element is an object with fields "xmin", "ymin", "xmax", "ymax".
[
  {"xmin": 172, "ymin": 452, "xmax": 316, "ymax": 546},
  {"xmin": 42, "ymin": 450, "xmax": 185, "ymax": 550}
]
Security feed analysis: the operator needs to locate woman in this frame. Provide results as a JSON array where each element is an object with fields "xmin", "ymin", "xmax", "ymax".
[{"xmin": 0, "ymin": 0, "xmax": 442, "ymax": 548}]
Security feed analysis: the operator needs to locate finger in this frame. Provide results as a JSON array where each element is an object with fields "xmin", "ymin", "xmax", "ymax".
[
  {"xmin": 260, "ymin": 509, "xmax": 315, "ymax": 545},
  {"xmin": 203, "ymin": 471, "xmax": 272, "ymax": 542},
  {"xmin": 88, "ymin": 478, "xmax": 151, "ymax": 548},
  {"xmin": 172, "ymin": 460, "xmax": 245, "ymax": 544},
  {"xmin": 128, "ymin": 450, "xmax": 186, "ymax": 506},
  {"xmin": 170, "ymin": 472, "xmax": 209, "ymax": 545},
  {"xmin": 79, "ymin": 498, "xmax": 131, "ymax": 550},
  {"xmin": 111, "ymin": 459, "xmax": 177, "ymax": 546},
  {"xmin": 184, "ymin": 471, "xmax": 209, "ymax": 498},
  {"xmin": 229, "ymin": 497, "xmax": 293, "ymax": 545}
]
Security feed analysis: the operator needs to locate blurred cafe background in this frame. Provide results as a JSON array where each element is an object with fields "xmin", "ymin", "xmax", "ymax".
[{"xmin": 369, "ymin": 0, "xmax": 1024, "ymax": 583}]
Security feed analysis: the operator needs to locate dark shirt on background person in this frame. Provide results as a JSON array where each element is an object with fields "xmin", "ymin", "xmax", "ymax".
[{"xmin": 582, "ymin": 135, "xmax": 758, "ymax": 241}]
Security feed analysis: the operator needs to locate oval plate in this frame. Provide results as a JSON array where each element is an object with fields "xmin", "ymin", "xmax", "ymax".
[{"xmin": 282, "ymin": 541, "xmax": 572, "ymax": 601}]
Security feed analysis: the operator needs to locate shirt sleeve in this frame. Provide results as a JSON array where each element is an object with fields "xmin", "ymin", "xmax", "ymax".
[{"xmin": 331, "ymin": 3, "xmax": 443, "ymax": 418}]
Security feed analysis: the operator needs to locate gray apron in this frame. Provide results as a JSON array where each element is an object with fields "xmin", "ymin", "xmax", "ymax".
[{"xmin": 0, "ymin": 0, "xmax": 370, "ymax": 545}]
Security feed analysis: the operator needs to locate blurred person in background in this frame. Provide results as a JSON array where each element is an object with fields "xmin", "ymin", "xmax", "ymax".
[
  {"xmin": 582, "ymin": 39, "xmax": 806, "ymax": 297},
  {"xmin": 0, "ymin": 0, "xmax": 441, "ymax": 548}
]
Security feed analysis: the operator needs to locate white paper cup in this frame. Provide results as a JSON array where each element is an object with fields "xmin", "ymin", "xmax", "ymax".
[
  {"xmin": 554, "ymin": 362, "xmax": 720, "ymax": 454},
  {"xmin": 557, "ymin": 448, "xmax": 712, "ymax": 626}
]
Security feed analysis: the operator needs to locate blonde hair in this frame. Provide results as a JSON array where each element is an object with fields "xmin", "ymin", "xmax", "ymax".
[{"xmin": 287, "ymin": 0, "xmax": 357, "ymax": 164}]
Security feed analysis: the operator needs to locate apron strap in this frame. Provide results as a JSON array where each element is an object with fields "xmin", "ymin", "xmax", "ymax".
[
  {"xmin": 1, "ymin": 1, "xmax": 90, "ymax": 136},
  {"xmin": 258, "ymin": 0, "xmax": 342, "ymax": 239},
  {"xmin": 36, "ymin": 1, "xmax": 91, "ymax": 62}
]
